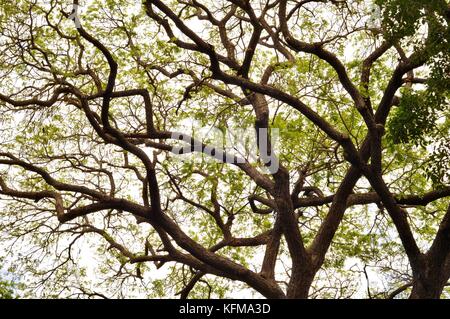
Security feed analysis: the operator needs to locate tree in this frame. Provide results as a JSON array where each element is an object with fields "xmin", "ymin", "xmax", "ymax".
[{"xmin": 0, "ymin": 0, "xmax": 449, "ymax": 299}]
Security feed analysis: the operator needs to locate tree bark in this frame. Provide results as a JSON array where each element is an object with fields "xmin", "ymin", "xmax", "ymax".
[
  {"xmin": 410, "ymin": 280, "xmax": 445, "ymax": 299},
  {"xmin": 410, "ymin": 267, "xmax": 448, "ymax": 299},
  {"xmin": 410, "ymin": 254, "xmax": 450, "ymax": 298},
  {"xmin": 286, "ymin": 269, "xmax": 315, "ymax": 299}
]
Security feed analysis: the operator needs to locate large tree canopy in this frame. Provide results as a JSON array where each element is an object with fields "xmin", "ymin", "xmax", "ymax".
[{"xmin": 0, "ymin": 0, "xmax": 449, "ymax": 299}]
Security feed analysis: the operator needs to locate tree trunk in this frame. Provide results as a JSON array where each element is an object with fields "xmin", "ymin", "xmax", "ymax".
[
  {"xmin": 409, "ymin": 278, "xmax": 446, "ymax": 299},
  {"xmin": 286, "ymin": 269, "xmax": 315, "ymax": 299},
  {"xmin": 409, "ymin": 258, "xmax": 449, "ymax": 299}
]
